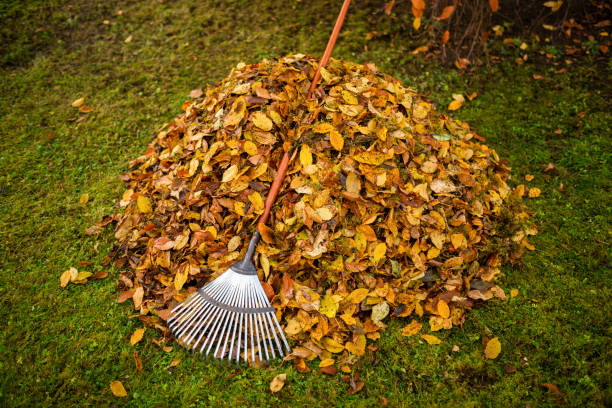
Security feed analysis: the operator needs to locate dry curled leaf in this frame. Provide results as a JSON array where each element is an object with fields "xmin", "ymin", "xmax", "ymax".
[{"xmin": 130, "ymin": 328, "xmax": 145, "ymax": 345}]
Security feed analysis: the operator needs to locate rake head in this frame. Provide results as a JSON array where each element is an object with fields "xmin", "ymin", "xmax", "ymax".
[{"xmin": 168, "ymin": 258, "xmax": 290, "ymax": 367}]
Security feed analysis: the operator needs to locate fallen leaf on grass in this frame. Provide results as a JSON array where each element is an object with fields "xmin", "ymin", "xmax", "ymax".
[
  {"xmin": 269, "ymin": 373, "xmax": 286, "ymax": 392},
  {"xmin": 448, "ymin": 100, "xmax": 462, "ymax": 111},
  {"xmin": 71, "ymin": 97, "xmax": 84, "ymax": 107},
  {"xmin": 484, "ymin": 337, "xmax": 501, "ymax": 359},
  {"xmin": 79, "ymin": 193, "xmax": 89, "ymax": 204},
  {"xmin": 124, "ymin": 35, "xmax": 132, "ymax": 43},
  {"xmin": 421, "ymin": 334, "xmax": 441, "ymax": 345},
  {"xmin": 189, "ymin": 88, "xmax": 203, "ymax": 98},
  {"xmin": 510, "ymin": 289, "xmax": 519, "ymax": 298},
  {"xmin": 133, "ymin": 350, "xmax": 143, "ymax": 373},
  {"xmin": 78, "ymin": 105, "xmax": 94, "ymax": 113},
  {"xmin": 401, "ymin": 320, "xmax": 422, "ymax": 336},
  {"xmin": 110, "ymin": 380, "xmax": 127, "ymax": 397},
  {"xmin": 169, "ymin": 358, "xmax": 181, "ymax": 367},
  {"xmin": 130, "ymin": 328, "xmax": 144, "ymax": 345}
]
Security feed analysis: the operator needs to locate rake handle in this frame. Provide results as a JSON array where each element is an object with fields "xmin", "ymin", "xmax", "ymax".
[
  {"xmin": 307, "ymin": 0, "xmax": 352, "ymax": 98},
  {"xmin": 258, "ymin": 150, "xmax": 290, "ymax": 230}
]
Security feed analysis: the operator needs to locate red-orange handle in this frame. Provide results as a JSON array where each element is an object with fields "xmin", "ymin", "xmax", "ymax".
[
  {"xmin": 308, "ymin": 0, "xmax": 352, "ymax": 98},
  {"xmin": 258, "ymin": 150, "xmax": 290, "ymax": 228}
]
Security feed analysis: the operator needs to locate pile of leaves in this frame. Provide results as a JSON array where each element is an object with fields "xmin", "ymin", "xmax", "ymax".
[{"xmin": 106, "ymin": 54, "xmax": 537, "ymax": 371}]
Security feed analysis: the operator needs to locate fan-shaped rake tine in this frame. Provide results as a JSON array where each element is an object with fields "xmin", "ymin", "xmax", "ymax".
[
  {"xmin": 168, "ymin": 295, "xmax": 203, "ymax": 329},
  {"xmin": 210, "ymin": 283, "xmax": 242, "ymax": 362},
  {"xmin": 221, "ymin": 280, "xmax": 245, "ymax": 366},
  {"xmin": 167, "ymin": 293, "xmax": 198, "ymax": 325},
  {"xmin": 176, "ymin": 282, "xmax": 230, "ymax": 347},
  {"xmin": 248, "ymin": 283, "xmax": 258, "ymax": 365},
  {"xmin": 169, "ymin": 278, "xmax": 223, "ymax": 332},
  {"xmin": 202, "ymin": 303, "xmax": 231, "ymax": 361},
  {"xmin": 170, "ymin": 297, "xmax": 206, "ymax": 337},
  {"xmin": 173, "ymin": 281, "xmax": 227, "ymax": 339},
  {"xmin": 251, "ymin": 287, "xmax": 271, "ymax": 362},
  {"xmin": 194, "ymin": 284, "xmax": 235, "ymax": 357},
  {"xmin": 177, "ymin": 300, "xmax": 217, "ymax": 350},
  {"xmin": 253, "ymin": 286, "xmax": 279, "ymax": 359},
  {"xmin": 248, "ymin": 283, "xmax": 265, "ymax": 365}
]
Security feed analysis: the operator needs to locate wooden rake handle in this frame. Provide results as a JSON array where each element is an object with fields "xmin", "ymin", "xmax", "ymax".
[
  {"xmin": 258, "ymin": 150, "xmax": 291, "ymax": 229},
  {"xmin": 257, "ymin": 0, "xmax": 352, "ymax": 231},
  {"xmin": 307, "ymin": 0, "xmax": 352, "ymax": 98}
]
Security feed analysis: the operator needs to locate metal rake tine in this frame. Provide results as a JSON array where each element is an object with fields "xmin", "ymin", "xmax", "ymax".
[
  {"xmin": 168, "ymin": 295, "xmax": 203, "ymax": 328},
  {"xmin": 198, "ymin": 280, "xmax": 236, "ymax": 356},
  {"xmin": 178, "ymin": 282, "xmax": 231, "ymax": 345},
  {"xmin": 170, "ymin": 296, "xmax": 206, "ymax": 334},
  {"xmin": 248, "ymin": 281, "xmax": 264, "ymax": 365},
  {"xmin": 174, "ymin": 283, "xmax": 228, "ymax": 337},
  {"xmin": 253, "ymin": 286, "xmax": 278, "ymax": 359},
  {"xmin": 168, "ymin": 293, "xmax": 198, "ymax": 324},
  {"xmin": 211, "ymin": 282, "xmax": 242, "ymax": 360},
  {"xmin": 221, "ymin": 279, "xmax": 245, "ymax": 366},
  {"xmin": 195, "ymin": 284, "xmax": 234, "ymax": 356},
  {"xmin": 252, "ymin": 285, "xmax": 271, "ymax": 362}
]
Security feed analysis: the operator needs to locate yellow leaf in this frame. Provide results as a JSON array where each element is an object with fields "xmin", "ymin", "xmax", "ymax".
[
  {"xmin": 342, "ymin": 90, "xmax": 358, "ymax": 105},
  {"xmin": 299, "ymin": 144, "xmax": 312, "ymax": 167},
  {"xmin": 251, "ymin": 111, "xmax": 273, "ymax": 131},
  {"xmin": 244, "ymin": 140, "xmax": 258, "ymax": 155},
  {"xmin": 413, "ymin": 17, "xmax": 421, "ymax": 30},
  {"xmin": 345, "ymin": 334, "xmax": 366, "ymax": 356},
  {"xmin": 79, "ymin": 193, "xmax": 89, "ymax": 204},
  {"xmin": 110, "ymin": 380, "xmax": 127, "ymax": 397},
  {"xmin": 340, "ymin": 313, "xmax": 356, "ymax": 325},
  {"xmin": 130, "ymin": 328, "xmax": 145, "ymax": 345},
  {"xmin": 322, "ymin": 337, "xmax": 344, "ymax": 353},
  {"xmin": 68, "ymin": 267, "xmax": 78, "ymax": 282},
  {"xmin": 270, "ymin": 373, "xmax": 286, "ymax": 392},
  {"xmin": 451, "ymin": 233, "xmax": 466, "ymax": 249},
  {"xmin": 205, "ymin": 226, "xmax": 218, "ymax": 240},
  {"xmin": 421, "ymin": 334, "xmax": 442, "ymax": 345},
  {"xmin": 448, "ymin": 100, "xmax": 462, "ymax": 111},
  {"xmin": 346, "ymin": 172, "xmax": 361, "ymax": 193},
  {"xmin": 169, "ymin": 358, "xmax": 181, "ymax": 367},
  {"xmin": 346, "ymin": 288, "xmax": 369, "ymax": 304},
  {"xmin": 437, "ymin": 300, "xmax": 450, "ymax": 319},
  {"xmin": 372, "ymin": 242, "xmax": 387, "ymax": 263},
  {"xmin": 484, "ymin": 337, "xmax": 501, "ymax": 359},
  {"xmin": 60, "ymin": 270, "xmax": 71, "ymax": 288},
  {"xmin": 137, "ymin": 196, "xmax": 152, "ymax": 213},
  {"xmin": 528, "ymin": 187, "xmax": 541, "ymax": 198},
  {"xmin": 525, "ymin": 174, "xmax": 534, "ymax": 182},
  {"xmin": 260, "ymin": 254, "xmax": 270, "ymax": 279},
  {"xmin": 174, "ymin": 267, "xmax": 188, "ymax": 291},
  {"xmin": 319, "ymin": 358, "xmax": 335, "ymax": 367},
  {"xmin": 227, "ymin": 236, "xmax": 241, "ymax": 252},
  {"xmin": 402, "ymin": 320, "xmax": 423, "ymax": 336},
  {"xmin": 313, "ymin": 123, "xmax": 335, "ymax": 133},
  {"xmin": 329, "ymin": 130, "xmax": 344, "ymax": 151},
  {"xmin": 71, "ymin": 97, "xmax": 84, "ymax": 107},
  {"xmin": 341, "ymin": 365, "xmax": 351, "ymax": 373},
  {"xmin": 75, "ymin": 271, "xmax": 92, "ymax": 281},
  {"xmin": 316, "ymin": 207, "xmax": 334, "ymax": 221},
  {"xmin": 222, "ymin": 165, "xmax": 239, "ymax": 183},
  {"xmin": 320, "ymin": 294, "xmax": 338, "ymax": 318},
  {"xmin": 510, "ymin": 289, "xmax": 519, "ymax": 298}
]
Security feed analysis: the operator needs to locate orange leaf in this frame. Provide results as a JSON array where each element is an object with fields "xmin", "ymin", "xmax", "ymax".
[
  {"xmin": 442, "ymin": 30, "xmax": 450, "ymax": 44},
  {"xmin": 437, "ymin": 6, "xmax": 455, "ymax": 20},
  {"xmin": 130, "ymin": 328, "xmax": 145, "ymax": 345},
  {"xmin": 384, "ymin": 0, "xmax": 395, "ymax": 15},
  {"xmin": 448, "ymin": 100, "xmax": 462, "ymax": 111},
  {"xmin": 489, "ymin": 0, "xmax": 499, "ymax": 12},
  {"xmin": 133, "ymin": 350, "xmax": 143, "ymax": 373}
]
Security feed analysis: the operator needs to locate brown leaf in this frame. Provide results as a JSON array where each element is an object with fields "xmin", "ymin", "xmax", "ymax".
[{"xmin": 133, "ymin": 350, "xmax": 143, "ymax": 373}]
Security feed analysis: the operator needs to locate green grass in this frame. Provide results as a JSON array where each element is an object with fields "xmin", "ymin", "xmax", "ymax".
[{"xmin": 0, "ymin": 1, "xmax": 610, "ymax": 406}]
